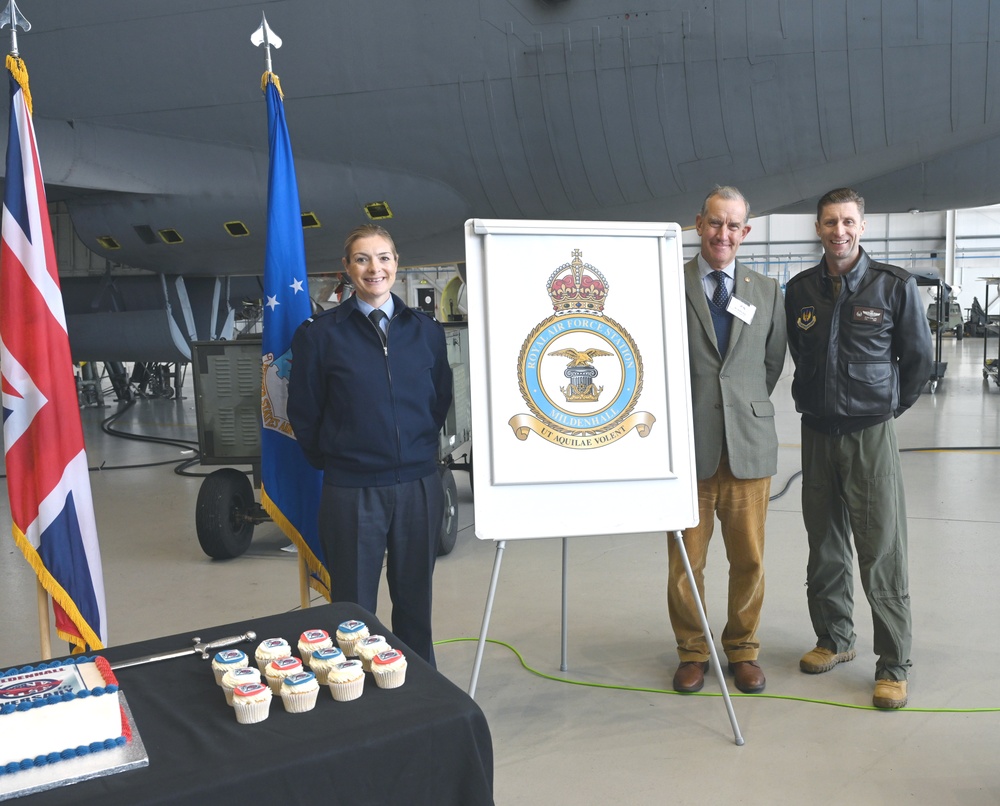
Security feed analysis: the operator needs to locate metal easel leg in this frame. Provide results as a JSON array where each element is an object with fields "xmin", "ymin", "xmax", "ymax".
[
  {"xmin": 468, "ymin": 539, "xmax": 507, "ymax": 699},
  {"xmin": 671, "ymin": 529, "xmax": 745, "ymax": 746},
  {"xmin": 561, "ymin": 537, "xmax": 568, "ymax": 672}
]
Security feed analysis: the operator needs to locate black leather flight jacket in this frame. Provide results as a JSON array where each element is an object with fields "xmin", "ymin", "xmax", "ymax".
[{"xmin": 785, "ymin": 248, "xmax": 933, "ymax": 436}]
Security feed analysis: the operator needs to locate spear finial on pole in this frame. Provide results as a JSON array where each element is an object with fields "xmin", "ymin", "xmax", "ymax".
[
  {"xmin": 251, "ymin": 12, "xmax": 282, "ymax": 75},
  {"xmin": 1, "ymin": 0, "xmax": 30, "ymax": 58}
]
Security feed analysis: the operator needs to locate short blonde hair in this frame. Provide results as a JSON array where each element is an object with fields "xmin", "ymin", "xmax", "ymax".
[{"xmin": 343, "ymin": 224, "xmax": 397, "ymax": 260}]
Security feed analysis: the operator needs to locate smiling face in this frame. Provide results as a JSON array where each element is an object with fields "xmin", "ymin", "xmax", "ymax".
[
  {"xmin": 816, "ymin": 201, "xmax": 866, "ymax": 274},
  {"xmin": 343, "ymin": 234, "xmax": 398, "ymax": 307},
  {"xmin": 695, "ymin": 195, "xmax": 751, "ymax": 270}
]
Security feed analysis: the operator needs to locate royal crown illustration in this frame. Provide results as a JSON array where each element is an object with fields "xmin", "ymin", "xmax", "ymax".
[{"xmin": 547, "ymin": 249, "xmax": 609, "ymax": 314}]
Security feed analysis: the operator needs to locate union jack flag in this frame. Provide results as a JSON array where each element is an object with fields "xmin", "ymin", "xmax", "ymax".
[{"xmin": 1, "ymin": 56, "xmax": 107, "ymax": 651}]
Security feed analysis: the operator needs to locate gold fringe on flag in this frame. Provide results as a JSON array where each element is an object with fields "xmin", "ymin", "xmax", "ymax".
[
  {"xmin": 12, "ymin": 525, "xmax": 104, "ymax": 653},
  {"xmin": 261, "ymin": 70, "xmax": 283, "ymax": 99},
  {"xmin": 260, "ymin": 488, "xmax": 332, "ymax": 603},
  {"xmin": 6, "ymin": 53, "xmax": 32, "ymax": 115}
]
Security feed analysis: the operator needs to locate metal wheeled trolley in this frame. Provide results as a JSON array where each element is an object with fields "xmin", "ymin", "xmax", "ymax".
[
  {"xmin": 983, "ymin": 278, "xmax": 1000, "ymax": 388},
  {"xmin": 911, "ymin": 269, "xmax": 949, "ymax": 393}
]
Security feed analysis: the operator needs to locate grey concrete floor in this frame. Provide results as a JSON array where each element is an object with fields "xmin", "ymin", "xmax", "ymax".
[{"xmin": 2, "ymin": 335, "xmax": 998, "ymax": 804}]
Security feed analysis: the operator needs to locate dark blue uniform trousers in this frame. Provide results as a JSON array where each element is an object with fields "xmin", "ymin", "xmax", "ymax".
[{"xmin": 319, "ymin": 472, "xmax": 442, "ymax": 666}]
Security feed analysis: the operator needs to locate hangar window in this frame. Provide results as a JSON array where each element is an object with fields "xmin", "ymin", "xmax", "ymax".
[
  {"xmin": 301, "ymin": 211, "xmax": 321, "ymax": 228},
  {"xmin": 364, "ymin": 201, "xmax": 393, "ymax": 220},
  {"xmin": 96, "ymin": 236, "xmax": 121, "ymax": 250},
  {"xmin": 158, "ymin": 228, "xmax": 184, "ymax": 244},
  {"xmin": 225, "ymin": 221, "xmax": 250, "ymax": 237}
]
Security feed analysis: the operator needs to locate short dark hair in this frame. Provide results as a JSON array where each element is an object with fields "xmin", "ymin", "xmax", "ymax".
[
  {"xmin": 817, "ymin": 188, "xmax": 865, "ymax": 221},
  {"xmin": 699, "ymin": 185, "xmax": 750, "ymax": 223},
  {"xmin": 343, "ymin": 224, "xmax": 397, "ymax": 259}
]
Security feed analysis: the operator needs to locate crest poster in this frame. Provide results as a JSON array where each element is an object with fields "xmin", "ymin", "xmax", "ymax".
[{"xmin": 465, "ymin": 220, "xmax": 697, "ymax": 541}]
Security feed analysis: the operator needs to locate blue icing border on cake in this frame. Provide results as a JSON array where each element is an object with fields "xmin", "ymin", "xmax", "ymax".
[
  {"xmin": 0, "ymin": 656, "xmax": 123, "ymax": 777},
  {"xmin": 0, "ymin": 735, "xmax": 128, "ymax": 777}
]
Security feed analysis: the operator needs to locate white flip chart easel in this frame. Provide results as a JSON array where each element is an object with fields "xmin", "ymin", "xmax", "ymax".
[{"xmin": 464, "ymin": 219, "xmax": 743, "ymax": 745}]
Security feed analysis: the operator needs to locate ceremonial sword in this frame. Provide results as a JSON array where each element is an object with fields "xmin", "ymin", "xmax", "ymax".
[{"xmin": 109, "ymin": 631, "xmax": 257, "ymax": 670}]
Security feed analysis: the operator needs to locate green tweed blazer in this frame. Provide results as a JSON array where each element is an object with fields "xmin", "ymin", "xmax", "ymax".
[{"xmin": 684, "ymin": 257, "xmax": 787, "ymax": 480}]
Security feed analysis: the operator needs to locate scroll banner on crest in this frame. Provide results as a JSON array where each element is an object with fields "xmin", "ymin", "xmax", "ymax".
[
  {"xmin": 1, "ymin": 56, "xmax": 107, "ymax": 651},
  {"xmin": 259, "ymin": 73, "xmax": 328, "ymax": 599}
]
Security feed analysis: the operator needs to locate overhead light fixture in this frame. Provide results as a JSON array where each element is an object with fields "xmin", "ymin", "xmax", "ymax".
[
  {"xmin": 133, "ymin": 224, "xmax": 157, "ymax": 245},
  {"xmin": 364, "ymin": 201, "xmax": 393, "ymax": 220},
  {"xmin": 225, "ymin": 221, "xmax": 250, "ymax": 237},
  {"xmin": 301, "ymin": 211, "xmax": 321, "ymax": 228},
  {"xmin": 96, "ymin": 235, "xmax": 120, "ymax": 250},
  {"xmin": 158, "ymin": 228, "xmax": 183, "ymax": 244}
]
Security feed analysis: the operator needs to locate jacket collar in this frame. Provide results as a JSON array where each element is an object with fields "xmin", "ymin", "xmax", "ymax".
[
  {"xmin": 333, "ymin": 292, "xmax": 407, "ymax": 323},
  {"xmin": 821, "ymin": 247, "xmax": 870, "ymax": 293}
]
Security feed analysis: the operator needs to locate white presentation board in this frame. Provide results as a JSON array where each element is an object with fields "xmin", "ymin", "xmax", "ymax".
[{"xmin": 465, "ymin": 219, "xmax": 698, "ymax": 541}]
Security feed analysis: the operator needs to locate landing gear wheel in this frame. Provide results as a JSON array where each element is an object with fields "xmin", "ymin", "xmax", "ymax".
[
  {"xmin": 437, "ymin": 467, "xmax": 458, "ymax": 556},
  {"xmin": 196, "ymin": 468, "xmax": 256, "ymax": 559}
]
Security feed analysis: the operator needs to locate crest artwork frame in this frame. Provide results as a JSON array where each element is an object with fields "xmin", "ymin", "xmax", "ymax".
[{"xmin": 465, "ymin": 219, "xmax": 698, "ymax": 541}]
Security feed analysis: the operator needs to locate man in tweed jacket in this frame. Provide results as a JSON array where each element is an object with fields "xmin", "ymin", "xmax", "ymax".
[{"xmin": 668, "ymin": 186, "xmax": 787, "ymax": 695}]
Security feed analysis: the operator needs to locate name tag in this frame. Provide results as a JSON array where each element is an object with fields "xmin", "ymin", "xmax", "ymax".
[
  {"xmin": 727, "ymin": 296, "xmax": 756, "ymax": 324},
  {"xmin": 852, "ymin": 306, "xmax": 885, "ymax": 325}
]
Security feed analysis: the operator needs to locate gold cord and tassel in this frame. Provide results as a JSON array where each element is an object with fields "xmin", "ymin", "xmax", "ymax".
[
  {"xmin": 6, "ymin": 53, "xmax": 32, "ymax": 114},
  {"xmin": 261, "ymin": 70, "xmax": 283, "ymax": 98}
]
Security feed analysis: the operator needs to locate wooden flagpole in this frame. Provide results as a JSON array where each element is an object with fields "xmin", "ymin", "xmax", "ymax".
[{"xmin": 36, "ymin": 579, "xmax": 52, "ymax": 659}]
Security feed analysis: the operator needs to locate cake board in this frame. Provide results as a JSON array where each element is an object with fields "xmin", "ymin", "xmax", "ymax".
[{"xmin": 0, "ymin": 692, "xmax": 148, "ymax": 801}]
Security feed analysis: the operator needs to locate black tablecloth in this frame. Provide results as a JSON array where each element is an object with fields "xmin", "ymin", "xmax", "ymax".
[{"xmin": 13, "ymin": 603, "xmax": 494, "ymax": 805}]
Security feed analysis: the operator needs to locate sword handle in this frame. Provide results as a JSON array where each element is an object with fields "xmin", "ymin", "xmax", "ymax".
[{"xmin": 194, "ymin": 630, "xmax": 257, "ymax": 659}]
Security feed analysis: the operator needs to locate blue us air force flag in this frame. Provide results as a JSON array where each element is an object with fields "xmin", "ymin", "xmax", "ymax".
[{"xmin": 259, "ymin": 73, "xmax": 328, "ymax": 599}]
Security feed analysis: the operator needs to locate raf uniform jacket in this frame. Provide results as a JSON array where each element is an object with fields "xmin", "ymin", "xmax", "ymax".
[
  {"xmin": 684, "ymin": 257, "xmax": 787, "ymax": 480},
  {"xmin": 287, "ymin": 292, "xmax": 453, "ymax": 488}
]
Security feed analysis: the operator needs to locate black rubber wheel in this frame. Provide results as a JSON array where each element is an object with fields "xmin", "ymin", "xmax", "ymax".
[
  {"xmin": 437, "ymin": 467, "xmax": 459, "ymax": 556},
  {"xmin": 196, "ymin": 468, "xmax": 256, "ymax": 559}
]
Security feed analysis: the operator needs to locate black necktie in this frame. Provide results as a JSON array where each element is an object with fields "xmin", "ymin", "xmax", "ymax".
[
  {"xmin": 368, "ymin": 309, "xmax": 387, "ymax": 347},
  {"xmin": 711, "ymin": 270, "xmax": 730, "ymax": 310}
]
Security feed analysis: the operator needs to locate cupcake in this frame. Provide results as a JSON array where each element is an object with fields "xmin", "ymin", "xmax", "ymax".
[
  {"xmin": 355, "ymin": 635, "xmax": 390, "ymax": 673},
  {"xmin": 371, "ymin": 648, "xmax": 407, "ymax": 689},
  {"xmin": 265, "ymin": 655, "xmax": 304, "ymax": 694},
  {"xmin": 222, "ymin": 666, "xmax": 262, "ymax": 706},
  {"xmin": 308, "ymin": 646, "xmax": 345, "ymax": 685},
  {"xmin": 232, "ymin": 681, "xmax": 272, "ymax": 724},
  {"xmin": 327, "ymin": 659, "xmax": 365, "ymax": 702},
  {"xmin": 211, "ymin": 648, "xmax": 249, "ymax": 685},
  {"xmin": 255, "ymin": 637, "xmax": 292, "ymax": 672},
  {"xmin": 280, "ymin": 670, "xmax": 320, "ymax": 713},
  {"xmin": 297, "ymin": 629, "xmax": 333, "ymax": 664},
  {"xmin": 335, "ymin": 620, "xmax": 369, "ymax": 657}
]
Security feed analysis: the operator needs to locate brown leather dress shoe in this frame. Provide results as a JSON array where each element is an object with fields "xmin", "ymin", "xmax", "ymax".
[
  {"xmin": 728, "ymin": 660, "xmax": 766, "ymax": 693},
  {"xmin": 672, "ymin": 661, "xmax": 709, "ymax": 693}
]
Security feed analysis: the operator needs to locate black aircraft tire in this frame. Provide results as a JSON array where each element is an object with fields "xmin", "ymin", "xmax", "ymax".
[
  {"xmin": 437, "ymin": 467, "xmax": 459, "ymax": 557},
  {"xmin": 196, "ymin": 468, "xmax": 255, "ymax": 559}
]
